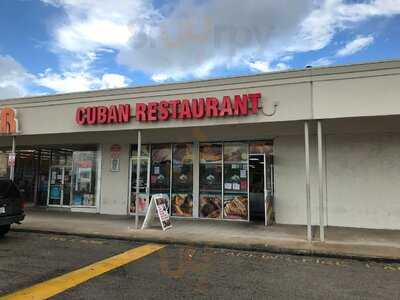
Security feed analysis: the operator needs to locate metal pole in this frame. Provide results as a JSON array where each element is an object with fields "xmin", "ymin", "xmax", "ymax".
[
  {"xmin": 33, "ymin": 149, "xmax": 41, "ymax": 206},
  {"xmin": 304, "ymin": 121, "xmax": 312, "ymax": 242},
  {"xmin": 318, "ymin": 120, "xmax": 325, "ymax": 242},
  {"xmin": 10, "ymin": 136, "xmax": 16, "ymax": 181},
  {"xmin": 135, "ymin": 130, "xmax": 142, "ymax": 229}
]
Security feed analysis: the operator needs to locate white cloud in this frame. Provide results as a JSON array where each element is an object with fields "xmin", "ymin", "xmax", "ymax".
[
  {"xmin": 248, "ymin": 61, "xmax": 272, "ymax": 73},
  {"xmin": 310, "ymin": 57, "xmax": 334, "ymax": 67},
  {"xmin": 42, "ymin": 0, "xmax": 158, "ymax": 53},
  {"xmin": 248, "ymin": 60, "xmax": 290, "ymax": 73},
  {"xmin": 0, "ymin": 55, "xmax": 33, "ymax": 100},
  {"xmin": 101, "ymin": 73, "xmax": 130, "ymax": 89},
  {"xmin": 35, "ymin": 69, "xmax": 130, "ymax": 93},
  {"xmin": 37, "ymin": 0, "xmax": 400, "ymax": 83},
  {"xmin": 336, "ymin": 35, "xmax": 374, "ymax": 57}
]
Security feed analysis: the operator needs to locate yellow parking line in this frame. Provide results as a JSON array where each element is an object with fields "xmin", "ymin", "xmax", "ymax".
[{"xmin": 1, "ymin": 243, "xmax": 165, "ymax": 300}]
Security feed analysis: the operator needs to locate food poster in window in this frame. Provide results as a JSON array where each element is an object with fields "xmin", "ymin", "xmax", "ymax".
[
  {"xmin": 199, "ymin": 194, "xmax": 222, "ymax": 219},
  {"xmin": 171, "ymin": 193, "xmax": 193, "ymax": 217},
  {"xmin": 130, "ymin": 192, "xmax": 148, "ymax": 214},
  {"xmin": 199, "ymin": 164, "xmax": 222, "ymax": 191},
  {"xmin": 171, "ymin": 144, "xmax": 193, "ymax": 217},
  {"xmin": 249, "ymin": 142, "xmax": 273, "ymax": 155},
  {"xmin": 200, "ymin": 144, "xmax": 222, "ymax": 163},
  {"xmin": 223, "ymin": 144, "xmax": 248, "ymax": 163},
  {"xmin": 150, "ymin": 145, "xmax": 171, "ymax": 192},
  {"xmin": 172, "ymin": 144, "xmax": 193, "ymax": 164},
  {"xmin": 223, "ymin": 194, "xmax": 248, "ymax": 220}
]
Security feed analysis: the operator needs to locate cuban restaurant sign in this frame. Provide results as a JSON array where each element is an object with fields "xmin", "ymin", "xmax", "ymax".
[
  {"xmin": 75, "ymin": 93, "xmax": 262, "ymax": 125},
  {"xmin": 0, "ymin": 107, "xmax": 18, "ymax": 134}
]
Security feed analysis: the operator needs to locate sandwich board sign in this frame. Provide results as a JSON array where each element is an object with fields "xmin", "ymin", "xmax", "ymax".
[{"xmin": 141, "ymin": 194, "xmax": 172, "ymax": 231}]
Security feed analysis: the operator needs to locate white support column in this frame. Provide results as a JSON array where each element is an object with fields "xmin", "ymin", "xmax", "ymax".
[
  {"xmin": 317, "ymin": 120, "xmax": 325, "ymax": 242},
  {"xmin": 192, "ymin": 141, "xmax": 200, "ymax": 218},
  {"xmin": 135, "ymin": 130, "xmax": 142, "ymax": 229},
  {"xmin": 9, "ymin": 136, "xmax": 16, "ymax": 181},
  {"xmin": 304, "ymin": 121, "xmax": 312, "ymax": 242}
]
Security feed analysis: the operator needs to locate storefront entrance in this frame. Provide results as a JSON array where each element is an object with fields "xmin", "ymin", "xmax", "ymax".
[
  {"xmin": 249, "ymin": 154, "xmax": 266, "ymax": 222},
  {"xmin": 47, "ymin": 166, "xmax": 72, "ymax": 207},
  {"xmin": 128, "ymin": 141, "xmax": 274, "ymax": 223}
]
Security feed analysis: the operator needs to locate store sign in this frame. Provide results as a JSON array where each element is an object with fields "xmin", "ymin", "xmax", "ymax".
[
  {"xmin": 75, "ymin": 92, "xmax": 262, "ymax": 125},
  {"xmin": 0, "ymin": 107, "xmax": 18, "ymax": 134}
]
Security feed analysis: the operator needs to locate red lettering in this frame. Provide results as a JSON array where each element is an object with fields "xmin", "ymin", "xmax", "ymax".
[
  {"xmin": 205, "ymin": 97, "xmax": 219, "ymax": 117},
  {"xmin": 159, "ymin": 101, "xmax": 170, "ymax": 121},
  {"xmin": 192, "ymin": 98, "xmax": 205, "ymax": 119},
  {"xmin": 96, "ymin": 106, "xmax": 108, "ymax": 124},
  {"xmin": 234, "ymin": 95, "xmax": 248, "ymax": 116},
  {"xmin": 147, "ymin": 102, "xmax": 158, "ymax": 121},
  {"xmin": 87, "ymin": 107, "xmax": 97, "ymax": 125},
  {"xmin": 219, "ymin": 96, "xmax": 233, "ymax": 117},
  {"xmin": 179, "ymin": 99, "xmax": 192, "ymax": 119},
  {"xmin": 169, "ymin": 100, "xmax": 180, "ymax": 119},
  {"xmin": 118, "ymin": 104, "xmax": 131, "ymax": 123},
  {"xmin": 75, "ymin": 107, "xmax": 87, "ymax": 125},
  {"xmin": 1, "ymin": 108, "xmax": 17, "ymax": 133},
  {"xmin": 248, "ymin": 93, "xmax": 261, "ymax": 114},
  {"xmin": 107, "ymin": 105, "xmax": 118, "ymax": 123},
  {"xmin": 135, "ymin": 103, "xmax": 147, "ymax": 122}
]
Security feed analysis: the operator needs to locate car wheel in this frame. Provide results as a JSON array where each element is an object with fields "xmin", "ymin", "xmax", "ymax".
[{"xmin": 0, "ymin": 224, "xmax": 11, "ymax": 237}]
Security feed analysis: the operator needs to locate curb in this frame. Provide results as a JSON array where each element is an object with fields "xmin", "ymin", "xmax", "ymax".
[{"xmin": 11, "ymin": 227, "xmax": 400, "ymax": 263}]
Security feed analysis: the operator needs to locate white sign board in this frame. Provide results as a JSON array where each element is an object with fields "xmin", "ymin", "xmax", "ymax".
[{"xmin": 141, "ymin": 194, "xmax": 172, "ymax": 231}]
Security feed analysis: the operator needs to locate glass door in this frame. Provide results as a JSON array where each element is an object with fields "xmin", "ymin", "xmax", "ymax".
[
  {"xmin": 129, "ymin": 157, "xmax": 150, "ymax": 215},
  {"xmin": 249, "ymin": 154, "xmax": 266, "ymax": 223},
  {"xmin": 47, "ymin": 166, "xmax": 72, "ymax": 207}
]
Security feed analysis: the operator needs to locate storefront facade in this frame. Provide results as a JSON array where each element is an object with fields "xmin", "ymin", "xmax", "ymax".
[{"xmin": 1, "ymin": 60, "xmax": 400, "ymax": 233}]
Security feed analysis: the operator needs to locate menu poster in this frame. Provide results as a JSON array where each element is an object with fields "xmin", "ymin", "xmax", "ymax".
[
  {"xmin": 155, "ymin": 195, "xmax": 172, "ymax": 230},
  {"xmin": 199, "ymin": 194, "xmax": 222, "ymax": 219}
]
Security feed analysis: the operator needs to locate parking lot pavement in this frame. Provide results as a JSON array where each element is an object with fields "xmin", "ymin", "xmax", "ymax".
[{"xmin": 1, "ymin": 232, "xmax": 400, "ymax": 300}]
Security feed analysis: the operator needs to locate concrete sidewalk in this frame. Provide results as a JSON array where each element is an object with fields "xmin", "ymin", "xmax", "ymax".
[{"xmin": 11, "ymin": 209, "xmax": 400, "ymax": 261}]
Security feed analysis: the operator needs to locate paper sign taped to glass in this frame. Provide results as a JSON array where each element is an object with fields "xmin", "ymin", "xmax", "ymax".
[{"xmin": 141, "ymin": 194, "xmax": 172, "ymax": 231}]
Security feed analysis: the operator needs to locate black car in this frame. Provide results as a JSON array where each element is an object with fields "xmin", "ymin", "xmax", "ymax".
[{"xmin": 0, "ymin": 179, "xmax": 25, "ymax": 237}]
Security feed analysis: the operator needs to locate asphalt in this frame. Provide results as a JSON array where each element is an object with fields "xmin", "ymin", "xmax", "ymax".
[
  {"xmin": 12, "ymin": 209, "xmax": 400, "ymax": 261},
  {"xmin": 1, "ymin": 232, "xmax": 400, "ymax": 299}
]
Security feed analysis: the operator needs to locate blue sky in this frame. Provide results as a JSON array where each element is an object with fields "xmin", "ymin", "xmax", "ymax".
[{"xmin": 0, "ymin": 0, "xmax": 399, "ymax": 99}]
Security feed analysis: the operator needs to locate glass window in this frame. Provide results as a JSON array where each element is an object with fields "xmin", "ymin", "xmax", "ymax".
[
  {"xmin": 199, "ymin": 143, "xmax": 222, "ymax": 219},
  {"xmin": 131, "ymin": 144, "xmax": 150, "ymax": 157},
  {"xmin": 150, "ymin": 144, "xmax": 171, "ymax": 197},
  {"xmin": 171, "ymin": 144, "xmax": 193, "ymax": 217},
  {"xmin": 223, "ymin": 143, "xmax": 248, "ymax": 220},
  {"xmin": 0, "ymin": 152, "xmax": 8, "ymax": 178},
  {"xmin": 72, "ymin": 151, "xmax": 97, "ymax": 207}
]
